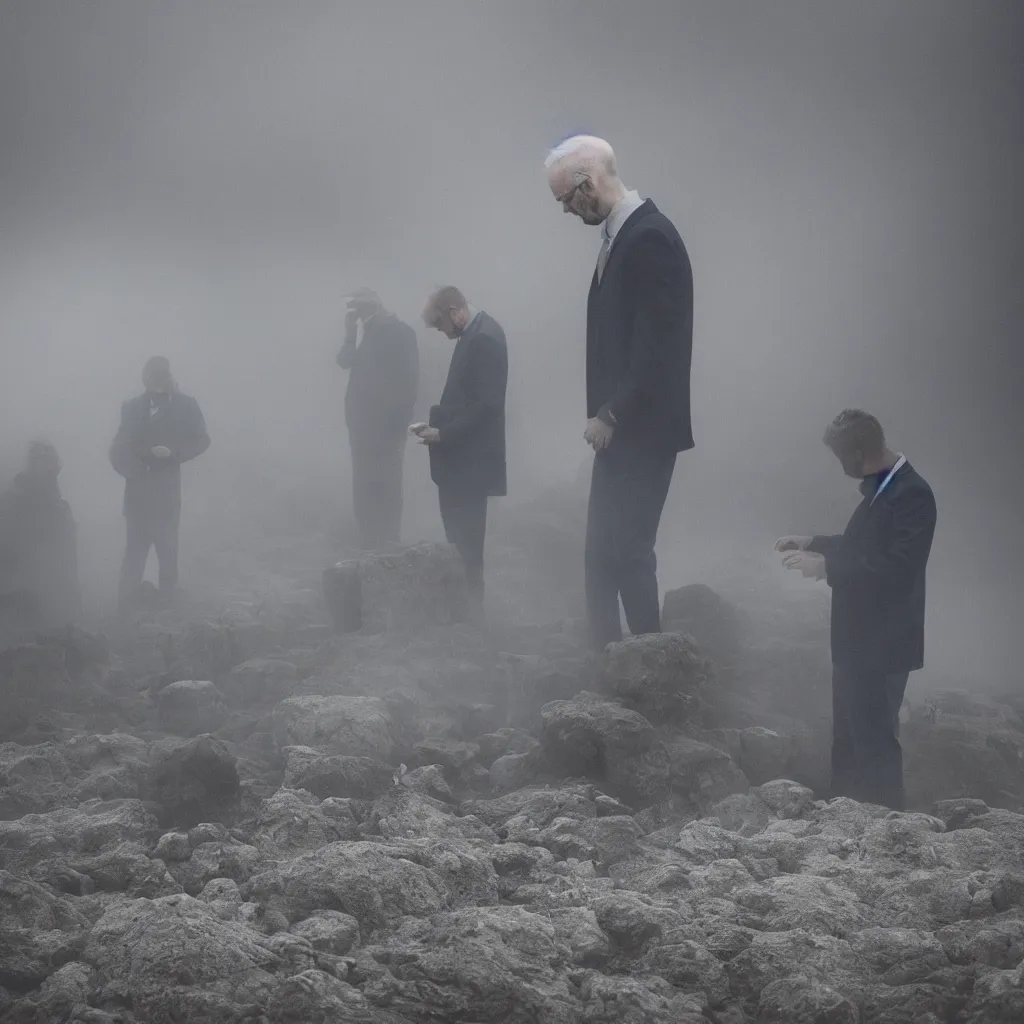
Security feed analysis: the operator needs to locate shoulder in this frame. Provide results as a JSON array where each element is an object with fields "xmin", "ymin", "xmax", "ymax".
[
  {"xmin": 123, "ymin": 394, "xmax": 146, "ymax": 411},
  {"xmin": 474, "ymin": 317, "xmax": 507, "ymax": 352},
  {"xmin": 894, "ymin": 470, "xmax": 936, "ymax": 511}
]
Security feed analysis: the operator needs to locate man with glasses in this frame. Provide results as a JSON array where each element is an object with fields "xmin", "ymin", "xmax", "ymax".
[{"xmin": 545, "ymin": 135, "xmax": 694, "ymax": 650}]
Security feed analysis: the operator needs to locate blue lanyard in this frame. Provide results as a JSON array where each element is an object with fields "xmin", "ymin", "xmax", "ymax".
[{"xmin": 869, "ymin": 453, "xmax": 906, "ymax": 506}]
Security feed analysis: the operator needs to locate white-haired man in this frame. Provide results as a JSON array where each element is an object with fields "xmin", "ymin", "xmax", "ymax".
[{"xmin": 545, "ymin": 135, "xmax": 694, "ymax": 649}]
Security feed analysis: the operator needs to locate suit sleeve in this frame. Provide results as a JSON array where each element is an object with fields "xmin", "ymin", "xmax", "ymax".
[
  {"xmin": 598, "ymin": 232, "xmax": 691, "ymax": 428},
  {"xmin": 109, "ymin": 402, "xmax": 146, "ymax": 479},
  {"xmin": 819, "ymin": 489, "xmax": 937, "ymax": 589},
  {"xmin": 807, "ymin": 534, "xmax": 844, "ymax": 557},
  {"xmin": 173, "ymin": 397, "xmax": 211, "ymax": 463},
  {"xmin": 436, "ymin": 333, "xmax": 507, "ymax": 446}
]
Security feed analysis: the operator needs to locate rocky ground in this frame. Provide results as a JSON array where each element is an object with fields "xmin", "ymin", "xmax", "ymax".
[{"xmin": 1, "ymin": 534, "xmax": 1023, "ymax": 1022}]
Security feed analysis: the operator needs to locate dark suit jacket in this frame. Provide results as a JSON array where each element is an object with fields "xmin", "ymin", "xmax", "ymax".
[
  {"xmin": 809, "ymin": 462, "xmax": 937, "ymax": 673},
  {"xmin": 587, "ymin": 199, "xmax": 694, "ymax": 453},
  {"xmin": 428, "ymin": 311, "xmax": 508, "ymax": 496},
  {"xmin": 110, "ymin": 392, "xmax": 210, "ymax": 525},
  {"xmin": 339, "ymin": 312, "xmax": 419, "ymax": 448}
]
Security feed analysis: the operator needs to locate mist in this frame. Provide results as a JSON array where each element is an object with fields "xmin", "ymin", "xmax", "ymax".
[{"xmin": 1, "ymin": 0, "xmax": 1021, "ymax": 690}]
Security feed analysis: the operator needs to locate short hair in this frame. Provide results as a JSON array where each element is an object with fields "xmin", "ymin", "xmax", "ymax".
[
  {"xmin": 544, "ymin": 134, "xmax": 618, "ymax": 178},
  {"xmin": 423, "ymin": 285, "xmax": 468, "ymax": 326},
  {"xmin": 823, "ymin": 409, "xmax": 885, "ymax": 455}
]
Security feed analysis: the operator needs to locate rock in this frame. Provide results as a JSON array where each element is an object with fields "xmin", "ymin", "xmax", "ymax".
[
  {"xmin": 754, "ymin": 779, "xmax": 817, "ymax": 819},
  {"xmin": 661, "ymin": 583, "xmax": 742, "ymax": 669},
  {"xmin": 221, "ymin": 658, "xmax": 298, "ymax": 706},
  {"xmin": 282, "ymin": 746, "xmax": 394, "ymax": 799},
  {"xmin": 541, "ymin": 692, "xmax": 669, "ymax": 803},
  {"xmin": 290, "ymin": 910, "xmax": 360, "ymax": 955},
  {"xmin": 84, "ymin": 893, "xmax": 280, "ymax": 1019},
  {"xmin": 272, "ymin": 694, "xmax": 397, "ymax": 760},
  {"xmin": 323, "ymin": 543, "xmax": 469, "ymax": 634},
  {"xmin": 399, "ymin": 764, "xmax": 454, "ymax": 802},
  {"xmin": 0, "ymin": 640, "xmax": 72, "ymax": 741},
  {"xmin": 412, "ymin": 738, "xmax": 480, "ymax": 773},
  {"xmin": 246, "ymin": 787, "xmax": 359, "ymax": 857},
  {"xmin": 241, "ymin": 840, "xmax": 452, "ymax": 933},
  {"xmin": 599, "ymin": 632, "xmax": 709, "ymax": 723},
  {"xmin": 156, "ymin": 680, "xmax": 228, "ymax": 736},
  {"xmin": 709, "ymin": 726, "xmax": 794, "ymax": 785},
  {"xmin": 145, "ymin": 734, "xmax": 241, "ymax": 828},
  {"xmin": 756, "ymin": 974, "xmax": 859, "ymax": 1023},
  {"xmin": 489, "ymin": 751, "xmax": 542, "ymax": 793},
  {"xmin": 371, "ymin": 789, "xmax": 498, "ymax": 843}
]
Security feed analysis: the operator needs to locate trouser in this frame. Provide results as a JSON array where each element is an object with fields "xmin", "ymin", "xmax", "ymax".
[
  {"xmin": 119, "ymin": 513, "xmax": 179, "ymax": 606},
  {"xmin": 584, "ymin": 444, "xmax": 677, "ymax": 649},
  {"xmin": 831, "ymin": 662, "xmax": 910, "ymax": 810},
  {"xmin": 350, "ymin": 437, "xmax": 405, "ymax": 550},
  {"xmin": 437, "ymin": 486, "xmax": 488, "ymax": 604}
]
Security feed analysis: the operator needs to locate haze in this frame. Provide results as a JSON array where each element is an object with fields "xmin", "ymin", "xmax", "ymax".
[{"xmin": 1, "ymin": 1, "xmax": 1020, "ymax": 690}]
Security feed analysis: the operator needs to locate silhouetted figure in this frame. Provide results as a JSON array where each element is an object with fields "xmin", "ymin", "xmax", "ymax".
[
  {"xmin": 414, "ymin": 286, "xmax": 507, "ymax": 612},
  {"xmin": 545, "ymin": 136, "xmax": 694, "ymax": 649},
  {"xmin": 0, "ymin": 440, "xmax": 82, "ymax": 636},
  {"xmin": 777, "ymin": 410, "xmax": 937, "ymax": 810},
  {"xmin": 110, "ymin": 357, "xmax": 210, "ymax": 609},
  {"xmin": 337, "ymin": 288, "xmax": 419, "ymax": 549}
]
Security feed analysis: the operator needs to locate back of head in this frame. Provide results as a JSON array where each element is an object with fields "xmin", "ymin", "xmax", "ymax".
[{"xmin": 823, "ymin": 408, "xmax": 885, "ymax": 458}]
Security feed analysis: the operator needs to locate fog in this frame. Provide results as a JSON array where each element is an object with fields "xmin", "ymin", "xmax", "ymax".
[{"xmin": 1, "ymin": 1, "xmax": 1020, "ymax": 689}]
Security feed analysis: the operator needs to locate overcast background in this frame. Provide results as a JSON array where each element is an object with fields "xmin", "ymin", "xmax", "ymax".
[{"xmin": 1, "ymin": 0, "xmax": 1020, "ymax": 688}]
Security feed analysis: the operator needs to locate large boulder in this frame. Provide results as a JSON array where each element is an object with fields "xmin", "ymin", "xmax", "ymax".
[
  {"xmin": 661, "ymin": 584, "xmax": 742, "ymax": 670},
  {"xmin": 323, "ymin": 542, "xmax": 468, "ymax": 634},
  {"xmin": 156, "ymin": 680, "xmax": 228, "ymax": 737},
  {"xmin": 598, "ymin": 633, "xmax": 709, "ymax": 723},
  {"xmin": 84, "ymin": 893, "xmax": 280, "ymax": 1021},
  {"xmin": 272, "ymin": 695, "xmax": 398, "ymax": 760},
  {"xmin": 241, "ymin": 841, "xmax": 453, "ymax": 933},
  {"xmin": 145, "ymin": 735, "xmax": 241, "ymax": 828},
  {"xmin": 281, "ymin": 746, "xmax": 394, "ymax": 800}
]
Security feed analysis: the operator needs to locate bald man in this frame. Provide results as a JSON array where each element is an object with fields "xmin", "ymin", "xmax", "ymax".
[{"xmin": 546, "ymin": 135, "xmax": 693, "ymax": 649}]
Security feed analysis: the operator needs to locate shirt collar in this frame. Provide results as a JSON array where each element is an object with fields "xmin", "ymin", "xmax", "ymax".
[
  {"xmin": 460, "ymin": 308, "xmax": 481, "ymax": 336},
  {"xmin": 601, "ymin": 190, "xmax": 644, "ymax": 245}
]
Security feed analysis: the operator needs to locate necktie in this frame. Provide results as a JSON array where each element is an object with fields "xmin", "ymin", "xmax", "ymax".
[{"xmin": 596, "ymin": 225, "xmax": 611, "ymax": 282}]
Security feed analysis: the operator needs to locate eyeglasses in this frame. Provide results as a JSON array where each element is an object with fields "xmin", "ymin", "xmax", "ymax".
[{"xmin": 556, "ymin": 176, "xmax": 590, "ymax": 207}]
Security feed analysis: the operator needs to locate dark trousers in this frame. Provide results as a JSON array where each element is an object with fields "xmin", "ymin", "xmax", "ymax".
[
  {"xmin": 350, "ymin": 437, "xmax": 405, "ymax": 550},
  {"xmin": 119, "ymin": 513, "xmax": 179, "ymax": 606},
  {"xmin": 585, "ymin": 444, "xmax": 677, "ymax": 649},
  {"xmin": 438, "ymin": 486, "xmax": 488, "ymax": 602},
  {"xmin": 831, "ymin": 663, "xmax": 910, "ymax": 810}
]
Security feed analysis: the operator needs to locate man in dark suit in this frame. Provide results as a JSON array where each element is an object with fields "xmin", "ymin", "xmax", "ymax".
[
  {"xmin": 110, "ymin": 356, "xmax": 210, "ymax": 609},
  {"xmin": 413, "ymin": 286, "xmax": 507, "ymax": 611},
  {"xmin": 777, "ymin": 409, "xmax": 937, "ymax": 810},
  {"xmin": 545, "ymin": 135, "xmax": 694, "ymax": 649},
  {"xmin": 336, "ymin": 287, "xmax": 419, "ymax": 549}
]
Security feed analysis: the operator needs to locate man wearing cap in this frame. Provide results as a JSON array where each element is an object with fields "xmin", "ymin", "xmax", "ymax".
[
  {"xmin": 110, "ymin": 356, "xmax": 210, "ymax": 609},
  {"xmin": 777, "ymin": 409, "xmax": 937, "ymax": 810},
  {"xmin": 337, "ymin": 288, "xmax": 419, "ymax": 549}
]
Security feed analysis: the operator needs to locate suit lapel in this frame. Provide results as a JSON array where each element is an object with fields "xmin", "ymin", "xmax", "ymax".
[{"xmin": 596, "ymin": 200, "xmax": 656, "ymax": 288}]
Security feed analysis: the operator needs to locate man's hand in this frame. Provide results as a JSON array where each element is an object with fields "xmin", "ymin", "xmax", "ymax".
[
  {"xmin": 151, "ymin": 446, "xmax": 172, "ymax": 459},
  {"xmin": 781, "ymin": 551, "xmax": 826, "ymax": 580},
  {"xmin": 409, "ymin": 423, "xmax": 440, "ymax": 445},
  {"xmin": 774, "ymin": 535, "xmax": 813, "ymax": 553},
  {"xmin": 344, "ymin": 308, "xmax": 360, "ymax": 331},
  {"xmin": 583, "ymin": 417, "xmax": 614, "ymax": 452}
]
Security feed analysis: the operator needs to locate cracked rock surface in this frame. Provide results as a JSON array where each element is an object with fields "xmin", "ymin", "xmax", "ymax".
[{"xmin": 1, "ymin": 545, "xmax": 1022, "ymax": 1022}]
